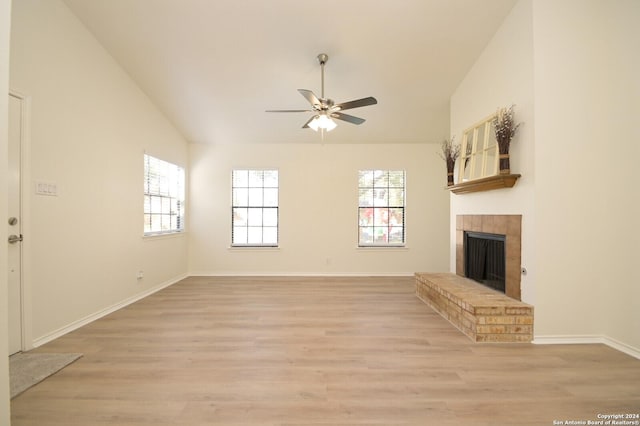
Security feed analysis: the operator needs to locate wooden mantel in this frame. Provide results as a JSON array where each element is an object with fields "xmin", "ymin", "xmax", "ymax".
[{"xmin": 447, "ymin": 174, "xmax": 521, "ymax": 194}]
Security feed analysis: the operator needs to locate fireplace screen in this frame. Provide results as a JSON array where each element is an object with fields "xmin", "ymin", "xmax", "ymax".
[{"xmin": 464, "ymin": 231, "xmax": 506, "ymax": 292}]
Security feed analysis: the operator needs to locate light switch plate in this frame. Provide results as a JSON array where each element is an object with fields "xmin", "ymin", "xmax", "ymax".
[{"xmin": 35, "ymin": 181, "xmax": 58, "ymax": 196}]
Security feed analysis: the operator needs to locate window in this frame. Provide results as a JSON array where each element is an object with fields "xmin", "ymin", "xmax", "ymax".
[
  {"xmin": 144, "ymin": 154, "xmax": 185, "ymax": 235},
  {"xmin": 232, "ymin": 169, "xmax": 278, "ymax": 246},
  {"xmin": 459, "ymin": 114, "xmax": 499, "ymax": 182},
  {"xmin": 358, "ymin": 170, "xmax": 405, "ymax": 246}
]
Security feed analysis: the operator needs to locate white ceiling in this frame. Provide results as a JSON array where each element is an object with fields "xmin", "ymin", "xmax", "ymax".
[{"xmin": 62, "ymin": 0, "xmax": 516, "ymax": 145}]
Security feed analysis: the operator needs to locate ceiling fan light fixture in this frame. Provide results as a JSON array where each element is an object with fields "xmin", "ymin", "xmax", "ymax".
[{"xmin": 309, "ymin": 113, "xmax": 337, "ymax": 132}]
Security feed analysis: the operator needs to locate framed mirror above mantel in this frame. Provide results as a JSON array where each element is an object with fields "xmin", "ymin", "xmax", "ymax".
[{"xmin": 448, "ymin": 111, "xmax": 520, "ymax": 194}]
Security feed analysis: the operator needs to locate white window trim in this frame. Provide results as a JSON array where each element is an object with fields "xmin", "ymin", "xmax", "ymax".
[
  {"xmin": 231, "ymin": 169, "xmax": 279, "ymax": 247},
  {"xmin": 357, "ymin": 170, "xmax": 406, "ymax": 247},
  {"xmin": 143, "ymin": 153, "xmax": 185, "ymax": 237}
]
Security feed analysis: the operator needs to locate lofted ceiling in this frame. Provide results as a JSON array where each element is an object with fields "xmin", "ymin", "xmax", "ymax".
[{"xmin": 62, "ymin": 0, "xmax": 516, "ymax": 145}]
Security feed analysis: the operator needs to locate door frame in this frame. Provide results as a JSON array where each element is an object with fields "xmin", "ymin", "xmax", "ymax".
[{"xmin": 9, "ymin": 90, "xmax": 32, "ymax": 352}]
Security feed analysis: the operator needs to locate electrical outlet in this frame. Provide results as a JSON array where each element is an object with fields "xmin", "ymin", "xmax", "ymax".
[{"xmin": 136, "ymin": 270, "xmax": 144, "ymax": 280}]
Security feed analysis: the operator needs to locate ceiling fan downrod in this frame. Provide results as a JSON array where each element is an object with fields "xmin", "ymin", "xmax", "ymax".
[{"xmin": 318, "ymin": 53, "xmax": 328, "ymax": 99}]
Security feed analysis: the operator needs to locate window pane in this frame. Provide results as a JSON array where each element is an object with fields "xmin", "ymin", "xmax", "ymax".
[
  {"xmin": 373, "ymin": 226, "xmax": 389, "ymax": 243},
  {"xmin": 389, "ymin": 188, "xmax": 404, "ymax": 206},
  {"xmin": 373, "ymin": 170, "xmax": 388, "ymax": 187},
  {"xmin": 248, "ymin": 188, "xmax": 263, "ymax": 206},
  {"xmin": 151, "ymin": 196, "xmax": 161, "ymax": 213},
  {"xmin": 388, "ymin": 171, "xmax": 404, "ymax": 187},
  {"xmin": 233, "ymin": 226, "xmax": 247, "ymax": 244},
  {"xmin": 263, "ymin": 208, "xmax": 278, "ymax": 226},
  {"xmin": 359, "ymin": 208, "xmax": 373, "ymax": 226},
  {"xmin": 263, "ymin": 227, "xmax": 278, "ymax": 244},
  {"xmin": 248, "ymin": 170, "xmax": 263, "ymax": 187},
  {"xmin": 359, "ymin": 189, "xmax": 373, "ymax": 206},
  {"xmin": 389, "ymin": 208, "xmax": 404, "ymax": 226},
  {"xmin": 151, "ymin": 214, "xmax": 162, "ymax": 232},
  {"xmin": 373, "ymin": 208, "xmax": 389, "ymax": 226},
  {"xmin": 233, "ymin": 170, "xmax": 248, "ymax": 187},
  {"xmin": 233, "ymin": 188, "xmax": 248, "ymax": 206},
  {"xmin": 233, "ymin": 208, "xmax": 248, "ymax": 226},
  {"xmin": 389, "ymin": 226, "xmax": 404, "ymax": 243},
  {"xmin": 359, "ymin": 227, "xmax": 373, "ymax": 244},
  {"xmin": 161, "ymin": 197, "xmax": 170, "ymax": 213},
  {"xmin": 263, "ymin": 188, "xmax": 278, "ymax": 207},
  {"xmin": 247, "ymin": 208, "xmax": 263, "ymax": 226},
  {"xmin": 247, "ymin": 227, "xmax": 263, "ymax": 244},
  {"xmin": 263, "ymin": 170, "xmax": 278, "ymax": 187},
  {"xmin": 373, "ymin": 189, "xmax": 388, "ymax": 207},
  {"xmin": 359, "ymin": 170, "xmax": 373, "ymax": 187},
  {"xmin": 144, "ymin": 196, "xmax": 151, "ymax": 213}
]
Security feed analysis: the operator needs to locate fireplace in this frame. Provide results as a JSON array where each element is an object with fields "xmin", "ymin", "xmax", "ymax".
[
  {"xmin": 456, "ymin": 215, "xmax": 522, "ymax": 300},
  {"xmin": 464, "ymin": 231, "xmax": 506, "ymax": 293}
]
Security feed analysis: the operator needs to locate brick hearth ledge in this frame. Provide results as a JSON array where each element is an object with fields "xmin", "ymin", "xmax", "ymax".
[{"xmin": 415, "ymin": 273, "xmax": 533, "ymax": 343}]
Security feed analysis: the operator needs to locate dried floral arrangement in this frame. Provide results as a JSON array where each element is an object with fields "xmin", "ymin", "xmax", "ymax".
[
  {"xmin": 438, "ymin": 137, "xmax": 460, "ymax": 168},
  {"xmin": 438, "ymin": 137, "xmax": 460, "ymax": 185},
  {"xmin": 493, "ymin": 105, "xmax": 521, "ymax": 173},
  {"xmin": 493, "ymin": 105, "xmax": 521, "ymax": 153}
]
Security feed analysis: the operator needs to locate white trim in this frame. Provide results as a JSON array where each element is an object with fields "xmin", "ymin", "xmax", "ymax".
[
  {"xmin": 355, "ymin": 246, "xmax": 409, "ymax": 251},
  {"xmin": 31, "ymin": 273, "xmax": 187, "ymax": 348},
  {"xmin": 533, "ymin": 335, "xmax": 640, "ymax": 360},
  {"xmin": 187, "ymin": 272, "xmax": 415, "ymax": 277},
  {"xmin": 228, "ymin": 246, "xmax": 280, "ymax": 251},
  {"xmin": 9, "ymin": 91, "xmax": 34, "ymax": 352}
]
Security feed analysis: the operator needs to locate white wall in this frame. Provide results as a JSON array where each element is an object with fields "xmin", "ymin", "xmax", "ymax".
[
  {"xmin": 1, "ymin": 0, "xmax": 11, "ymax": 422},
  {"xmin": 10, "ymin": 0, "xmax": 189, "ymax": 344},
  {"xmin": 532, "ymin": 0, "xmax": 640, "ymax": 350},
  {"xmin": 450, "ymin": 0, "xmax": 536, "ymax": 303},
  {"xmin": 189, "ymin": 142, "xmax": 450, "ymax": 275},
  {"xmin": 451, "ymin": 0, "xmax": 640, "ymax": 354}
]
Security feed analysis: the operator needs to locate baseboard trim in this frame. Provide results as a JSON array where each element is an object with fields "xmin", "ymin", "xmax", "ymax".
[
  {"xmin": 187, "ymin": 272, "xmax": 415, "ymax": 277},
  {"xmin": 32, "ymin": 273, "xmax": 188, "ymax": 348},
  {"xmin": 533, "ymin": 335, "xmax": 640, "ymax": 360}
]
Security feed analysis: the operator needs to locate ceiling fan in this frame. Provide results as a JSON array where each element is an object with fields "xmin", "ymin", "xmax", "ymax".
[{"xmin": 266, "ymin": 53, "xmax": 377, "ymax": 132}]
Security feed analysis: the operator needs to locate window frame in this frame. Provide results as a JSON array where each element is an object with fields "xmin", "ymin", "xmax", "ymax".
[
  {"xmin": 459, "ymin": 113, "xmax": 499, "ymax": 182},
  {"xmin": 231, "ymin": 169, "xmax": 279, "ymax": 248},
  {"xmin": 143, "ymin": 153, "xmax": 185, "ymax": 236},
  {"xmin": 357, "ymin": 169, "xmax": 406, "ymax": 248}
]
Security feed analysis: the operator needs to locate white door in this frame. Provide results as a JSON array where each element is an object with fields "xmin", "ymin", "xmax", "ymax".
[{"xmin": 8, "ymin": 94, "xmax": 23, "ymax": 355}]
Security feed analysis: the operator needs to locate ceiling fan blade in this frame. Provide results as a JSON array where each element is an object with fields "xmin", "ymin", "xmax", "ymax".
[
  {"xmin": 265, "ymin": 109, "xmax": 312, "ymax": 113},
  {"xmin": 302, "ymin": 115, "xmax": 318, "ymax": 129},
  {"xmin": 333, "ymin": 96, "xmax": 377, "ymax": 111},
  {"xmin": 298, "ymin": 89, "xmax": 321, "ymax": 107},
  {"xmin": 331, "ymin": 112, "xmax": 366, "ymax": 125}
]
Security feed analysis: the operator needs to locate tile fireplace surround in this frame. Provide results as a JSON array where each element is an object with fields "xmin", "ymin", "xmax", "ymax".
[{"xmin": 456, "ymin": 214, "xmax": 522, "ymax": 300}]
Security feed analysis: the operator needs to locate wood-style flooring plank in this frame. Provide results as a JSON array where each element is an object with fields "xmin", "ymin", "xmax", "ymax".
[{"xmin": 11, "ymin": 276, "xmax": 640, "ymax": 425}]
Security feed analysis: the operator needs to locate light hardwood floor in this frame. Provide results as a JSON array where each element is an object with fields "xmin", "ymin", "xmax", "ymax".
[{"xmin": 11, "ymin": 276, "xmax": 640, "ymax": 425}]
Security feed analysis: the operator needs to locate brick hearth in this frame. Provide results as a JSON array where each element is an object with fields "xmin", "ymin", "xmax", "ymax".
[{"xmin": 415, "ymin": 272, "xmax": 533, "ymax": 343}]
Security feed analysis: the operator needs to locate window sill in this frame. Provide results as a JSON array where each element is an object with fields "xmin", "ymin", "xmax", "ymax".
[
  {"xmin": 228, "ymin": 246, "xmax": 280, "ymax": 251},
  {"xmin": 356, "ymin": 246, "xmax": 408, "ymax": 251},
  {"xmin": 447, "ymin": 174, "xmax": 521, "ymax": 194},
  {"xmin": 142, "ymin": 231, "xmax": 186, "ymax": 241}
]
